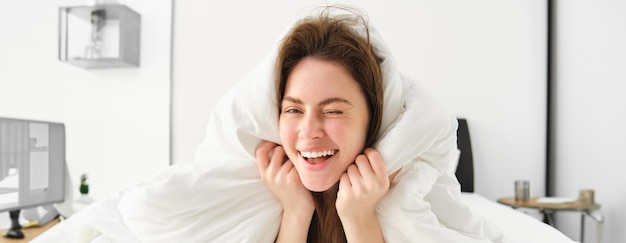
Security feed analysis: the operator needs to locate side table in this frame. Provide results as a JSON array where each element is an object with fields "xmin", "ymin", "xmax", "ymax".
[
  {"xmin": 497, "ymin": 196, "xmax": 601, "ymax": 243},
  {"xmin": 0, "ymin": 217, "xmax": 60, "ymax": 242}
]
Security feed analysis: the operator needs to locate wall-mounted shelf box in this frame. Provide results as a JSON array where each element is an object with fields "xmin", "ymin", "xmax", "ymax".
[{"xmin": 59, "ymin": 4, "xmax": 140, "ymax": 69}]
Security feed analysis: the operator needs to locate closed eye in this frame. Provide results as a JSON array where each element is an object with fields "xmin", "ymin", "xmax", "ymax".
[{"xmin": 324, "ymin": 110, "xmax": 343, "ymax": 115}]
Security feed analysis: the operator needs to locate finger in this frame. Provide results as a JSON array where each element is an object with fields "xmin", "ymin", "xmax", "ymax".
[
  {"xmin": 346, "ymin": 164, "xmax": 361, "ymax": 189},
  {"xmin": 364, "ymin": 148, "xmax": 387, "ymax": 177},
  {"xmin": 289, "ymin": 162, "xmax": 307, "ymax": 185},
  {"xmin": 279, "ymin": 159, "xmax": 294, "ymax": 176},
  {"xmin": 268, "ymin": 146, "xmax": 286, "ymax": 171},
  {"xmin": 255, "ymin": 141, "xmax": 277, "ymax": 172},
  {"xmin": 339, "ymin": 173, "xmax": 351, "ymax": 190},
  {"xmin": 354, "ymin": 154, "xmax": 374, "ymax": 180},
  {"xmin": 285, "ymin": 160, "xmax": 305, "ymax": 186}
]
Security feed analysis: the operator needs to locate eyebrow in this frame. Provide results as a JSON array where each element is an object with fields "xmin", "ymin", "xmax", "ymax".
[{"xmin": 282, "ymin": 96, "xmax": 353, "ymax": 107}]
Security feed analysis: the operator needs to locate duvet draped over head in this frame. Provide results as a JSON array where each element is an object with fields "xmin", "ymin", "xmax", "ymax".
[{"xmin": 33, "ymin": 7, "xmax": 506, "ymax": 243}]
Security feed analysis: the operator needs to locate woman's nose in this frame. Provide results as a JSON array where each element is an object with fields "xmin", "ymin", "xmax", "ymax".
[{"xmin": 299, "ymin": 113, "xmax": 324, "ymax": 139}]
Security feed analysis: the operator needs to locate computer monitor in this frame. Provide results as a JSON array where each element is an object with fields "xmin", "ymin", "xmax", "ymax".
[{"xmin": 0, "ymin": 117, "xmax": 66, "ymax": 213}]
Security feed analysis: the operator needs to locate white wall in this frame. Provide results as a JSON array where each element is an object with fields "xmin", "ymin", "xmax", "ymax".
[
  {"xmin": 0, "ymin": 0, "xmax": 172, "ymax": 200},
  {"xmin": 173, "ymin": 0, "xmax": 547, "ymax": 202},
  {"xmin": 553, "ymin": 1, "xmax": 626, "ymax": 243}
]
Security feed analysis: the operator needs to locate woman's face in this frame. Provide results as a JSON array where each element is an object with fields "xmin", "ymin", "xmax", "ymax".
[{"xmin": 280, "ymin": 57, "xmax": 369, "ymax": 192}]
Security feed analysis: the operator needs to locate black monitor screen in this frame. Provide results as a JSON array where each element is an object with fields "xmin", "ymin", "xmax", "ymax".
[{"xmin": 0, "ymin": 117, "xmax": 65, "ymax": 212}]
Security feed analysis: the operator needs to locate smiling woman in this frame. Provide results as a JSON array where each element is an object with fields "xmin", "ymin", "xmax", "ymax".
[
  {"xmin": 255, "ymin": 9, "xmax": 391, "ymax": 242},
  {"xmin": 260, "ymin": 57, "xmax": 383, "ymax": 242}
]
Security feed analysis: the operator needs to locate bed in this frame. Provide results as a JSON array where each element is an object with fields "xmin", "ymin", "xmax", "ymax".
[{"xmin": 455, "ymin": 119, "xmax": 577, "ymax": 243}]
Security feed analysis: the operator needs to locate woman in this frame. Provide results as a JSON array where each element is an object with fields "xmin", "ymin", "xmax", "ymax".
[{"xmin": 256, "ymin": 8, "xmax": 393, "ymax": 242}]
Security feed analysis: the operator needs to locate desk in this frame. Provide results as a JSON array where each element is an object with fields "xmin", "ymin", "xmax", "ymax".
[
  {"xmin": 498, "ymin": 196, "xmax": 601, "ymax": 243},
  {"xmin": 0, "ymin": 218, "xmax": 59, "ymax": 242}
]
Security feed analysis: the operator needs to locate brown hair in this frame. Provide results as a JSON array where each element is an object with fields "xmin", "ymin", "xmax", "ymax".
[{"xmin": 275, "ymin": 6, "xmax": 384, "ymax": 243}]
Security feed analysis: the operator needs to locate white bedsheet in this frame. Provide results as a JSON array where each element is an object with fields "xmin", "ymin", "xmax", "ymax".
[
  {"xmin": 461, "ymin": 192, "xmax": 577, "ymax": 243},
  {"xmin": 30, "ymin": 191, "xmax": 577, "ymax": 242}
]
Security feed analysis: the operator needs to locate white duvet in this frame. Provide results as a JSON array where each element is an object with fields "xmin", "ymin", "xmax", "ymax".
[{"xmin": 34, "ymin": 10, "xmax": 506, "ymax": 243}]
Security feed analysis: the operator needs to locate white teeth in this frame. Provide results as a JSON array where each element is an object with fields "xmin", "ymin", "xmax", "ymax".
[{"xmin": 301, "ymin": 150, "xmax": 335, "ymax": 159}]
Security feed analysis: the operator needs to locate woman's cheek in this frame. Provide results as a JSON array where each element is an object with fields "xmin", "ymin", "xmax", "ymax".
[{"xmin": 279, "ymin": 119, "xmax": 298, "ymax": 159}]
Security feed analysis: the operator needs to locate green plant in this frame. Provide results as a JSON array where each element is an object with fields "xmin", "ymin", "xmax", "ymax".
[{"xmin": 79, "ymin": 174, "xmax": 89, "ymax": 194}]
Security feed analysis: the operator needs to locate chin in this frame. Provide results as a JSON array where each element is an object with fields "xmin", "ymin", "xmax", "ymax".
[{"xmin": 303, "ymin": 179, "xmax": 336, "ymax": 192}]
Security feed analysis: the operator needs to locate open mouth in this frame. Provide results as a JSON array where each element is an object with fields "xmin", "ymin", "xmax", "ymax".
[{"xmin": 300, "ymin": 150, "xmax": 337, "ymax": 167}]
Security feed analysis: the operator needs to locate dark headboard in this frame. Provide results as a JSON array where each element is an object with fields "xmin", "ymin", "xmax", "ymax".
[{"xmin": 455, "ymin": 118, "xmax": 475, "ymax": 193}]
